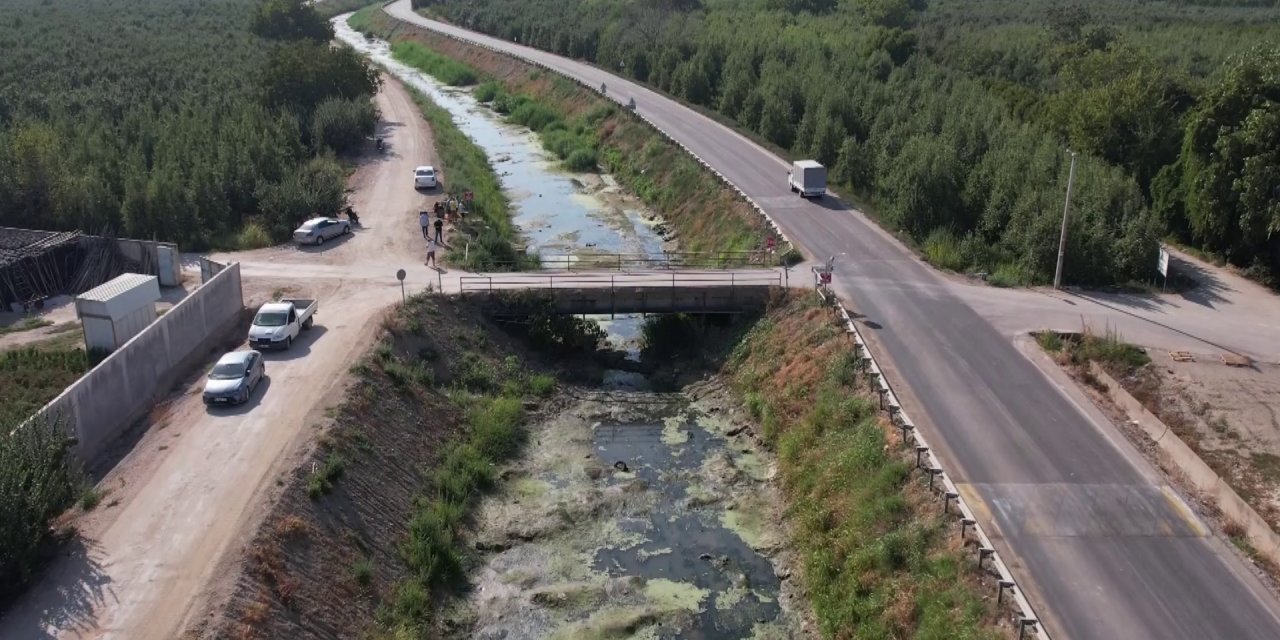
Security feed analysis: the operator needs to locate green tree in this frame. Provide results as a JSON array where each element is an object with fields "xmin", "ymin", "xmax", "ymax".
[
  {"xmin": 259, "ymin": 41, "xmax": 380, "ymax": 121},
  {"xmin": 251, "ymin": 0, "xmax": 333, "ymax": 41},
  {"xmin": 1177, "ymin": 47, "xmax": 1280, "ymax": 266},
  {"xmin": 311, "ymin": 97, "xmax": 378, "ymax": 155}
]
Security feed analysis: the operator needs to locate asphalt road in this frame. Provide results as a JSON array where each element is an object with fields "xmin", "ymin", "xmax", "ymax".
[{"xmin": 383, "ymin": 1, "xmax": 1280, "ymax": 637}]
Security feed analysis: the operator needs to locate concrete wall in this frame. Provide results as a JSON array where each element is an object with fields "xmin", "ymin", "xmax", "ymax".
[
  {"xmin": 1090, "ymin": 362, "xmax": 1280, "ymax": 564},
  {"xmin": 35, "ymin": 263, "xmax": 244, "ymax": 460},
  {"xmin": 78, "ymin": 236, "xmax": 183, "ymax": 287}
]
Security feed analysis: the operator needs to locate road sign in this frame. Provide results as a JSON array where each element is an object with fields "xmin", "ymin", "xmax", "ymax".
[
  {"xmin": 396, "ymin": 268, "xmax": 407, "ymax": 304},
  {"xmin": 813, "ymin": 263, "xmax": 833, "ymax": 286},
  {"xmin": 1157, "ymin": 247, "xmax": 1169, "ymax": 277}
]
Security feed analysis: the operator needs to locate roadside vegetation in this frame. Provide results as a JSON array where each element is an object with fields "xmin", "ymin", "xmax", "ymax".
[
  {"xmin": 401, "ymin": 87, "xmax": 536, "ymax": 270},
  {"xmin": 314, "ymin": 0, "xmax": 376, "ymax": 18},
  {"xmin": 728, "ymin": 293, "xmax": 1007, "ymax": 638},
  {"xmin": 353, "ymin": 11, "xmax": 780, "ymax": 260},
  {"xmin": 218, "ymin": 294, "xmax": 606, "ymax": 639},
  {"xmin": 0, "ymin": 0, "xmax": 379, "ymax": 249},
  {"xmin": 0, "ymin": 338, "xmax": 92, "ymax": 605},
  {"xmin": 414, "ymin": 0, "xmax": 1280, "ymax": 287}
]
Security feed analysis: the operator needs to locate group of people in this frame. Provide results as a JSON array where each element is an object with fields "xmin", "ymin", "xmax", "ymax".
[{"xmin": 420, "ymin": 193, "xmax": 469, "ymax": 268}]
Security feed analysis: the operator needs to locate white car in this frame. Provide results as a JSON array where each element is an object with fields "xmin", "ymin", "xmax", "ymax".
[
  {"xmin": 414, "ymin": 165, "xmax": 437, "ymax": 189},
  {"xmin": 292, "ymin": 217, "xmax": 350, "ymax": 245}
]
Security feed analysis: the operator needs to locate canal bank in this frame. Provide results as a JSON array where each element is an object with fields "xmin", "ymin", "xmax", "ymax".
[{"xmin": 342, "ymin": 7, "xmax": 783, "ymax": 262}]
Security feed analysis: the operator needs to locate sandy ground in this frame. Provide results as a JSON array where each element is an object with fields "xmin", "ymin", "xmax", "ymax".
[
  {"xmin": 0, "ymin": 75, "xmax": 436, "ymax": 640},
  {"xmin": 1129, "ymin": 350, "xmax": 1280, "ymax": 530},
  {"xmin": 0, "ymin": 278, "xmax": 196, "ymax": 353},
  {"xmin": 953, "ymin": 247, "xmax": 1280, "ymax": 364}
]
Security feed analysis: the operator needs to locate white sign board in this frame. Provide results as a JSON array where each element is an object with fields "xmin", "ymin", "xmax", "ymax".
[{"xmin": 1157, "ymin": 247, "xmax": 1170, "ymax": 277}]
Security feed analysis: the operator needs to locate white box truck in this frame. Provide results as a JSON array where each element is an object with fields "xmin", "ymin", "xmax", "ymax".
[{"xmin": 788, "ymin": 160, "xmax": 826, "ymax": 199}]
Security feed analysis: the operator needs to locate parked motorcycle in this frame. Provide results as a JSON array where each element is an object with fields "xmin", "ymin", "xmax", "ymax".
[{"xmin": 345, "ymin": 206, "xmax": 361, "ymax": 226}]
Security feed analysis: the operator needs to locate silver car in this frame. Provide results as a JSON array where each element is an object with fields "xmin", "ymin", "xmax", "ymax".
[
  {"xmin": 203, "ymin": 350, "xmax": 265, "ymax": 406},
  {"xmin": 293, "ymin": 217, "xmax": 351, "ymax": 246}
]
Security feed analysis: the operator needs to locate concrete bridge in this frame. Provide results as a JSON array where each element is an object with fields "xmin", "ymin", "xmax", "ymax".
[{"xmin": 458, "ymin": 269, "xmax": 784, "ymax": 315}]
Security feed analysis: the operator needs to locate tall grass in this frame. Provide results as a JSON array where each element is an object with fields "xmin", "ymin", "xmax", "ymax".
[
  {"xmin": 390, "ymin": 41, "xmax": 478, "ymax": 86},
  {"xmin": 729, "ymin": 293, "xmax": 1003, "ymax": 638},
  {"xmin": 345, "ymin": 4, "xmax": 380, "ymax": 32},
  {"xmin": 1046, "ymin": 328, "xmax": 1151, "ymax": 374},
  {"xmin": 923, "ymin": 228, "xmax": 967, "ymax": 272},
  {"xmin": 386, "ymin": 393, "xmax": 525, "ymax": 634}
]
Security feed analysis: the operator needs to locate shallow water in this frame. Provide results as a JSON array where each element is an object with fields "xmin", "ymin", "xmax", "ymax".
[
  {"xmin": 333, "ymin": 19, "xmax": 667, "ymax": 261},
  {"xmin": 592, "ymin": 420, "xmax": 784, "ymax": 637},
  {"xmin": 454, "ymin": 383, "xmax": 801, "ymax": 639}
]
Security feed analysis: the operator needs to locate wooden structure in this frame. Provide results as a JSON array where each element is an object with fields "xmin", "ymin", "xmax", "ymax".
[{"xmin": 0, "ymin": 227, "xmax": 139, "ymax": 312}]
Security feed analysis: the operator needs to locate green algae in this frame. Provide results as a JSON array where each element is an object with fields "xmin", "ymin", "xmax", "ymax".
[{"xmin": 643, "ymin": 578, "xmax": 710, "ymax": 613}]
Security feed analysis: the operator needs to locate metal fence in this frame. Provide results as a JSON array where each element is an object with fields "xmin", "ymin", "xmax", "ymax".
[{"xmin": 458, "ymin": 269, "xmax": 782, "ymax": 293}]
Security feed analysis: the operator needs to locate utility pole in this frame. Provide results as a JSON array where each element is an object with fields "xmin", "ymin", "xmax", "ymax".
[{"xmin": 1053, "ymin": 151, "xmax": 1078, "ymax": 289}]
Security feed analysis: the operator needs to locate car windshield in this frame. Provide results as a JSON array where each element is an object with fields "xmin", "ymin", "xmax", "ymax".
[
  {"xmin": 209, "ymin": 362, "xmax": 245, "ymax": 380},
  {"xmin": 417, "ymin": 169, "xmax": 432, "ymax": 176},
  {"xmin": 255, "ymin": 311, "xmax": 288, "ymax": 327}
]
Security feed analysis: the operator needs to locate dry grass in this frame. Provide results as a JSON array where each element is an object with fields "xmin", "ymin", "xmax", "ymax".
[{"xmin": 272, "ymin": 515, "xmax": 309, "ymax": 540}]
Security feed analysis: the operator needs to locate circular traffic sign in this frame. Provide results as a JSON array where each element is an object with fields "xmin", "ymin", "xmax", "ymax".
[{"xmin": 396, "ymin": 269, "xmax": 407, "ymax": 281}]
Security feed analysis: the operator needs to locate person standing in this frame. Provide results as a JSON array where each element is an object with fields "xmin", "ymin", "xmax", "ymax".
[
  {"xmin": 419, "ymin": 210, "xmax": 430, "ymax": 239},
  {"xmin": 426, "ymin": 237, "xmax": 438, "ymax": 267},
  {"xmin": 434, "ymin": 217, "xmax": 444, "ymax": 243}
]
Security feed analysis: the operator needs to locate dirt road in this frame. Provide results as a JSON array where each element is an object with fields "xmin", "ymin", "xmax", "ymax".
[{"xmin": 0, "ymin": 76, "xmax": 437, "ymax": 640}]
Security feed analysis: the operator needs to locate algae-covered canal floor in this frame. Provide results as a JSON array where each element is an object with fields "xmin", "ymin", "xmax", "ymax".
[{"xmin": 448, "ymin": 379, "xmax": 807, "ymax": 639}]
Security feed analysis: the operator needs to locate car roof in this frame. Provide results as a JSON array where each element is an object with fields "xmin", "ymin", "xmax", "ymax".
[
  {"xmin": 216, "ymin": 350, "xmax": 255, "ymax": 365},
  {"xmin": 415, "ymin": 165, "xmax": 435, "ymax": 173},
  {"xmin": 300, "ymin": 217, "xmax": 335, "ymax": 227}
]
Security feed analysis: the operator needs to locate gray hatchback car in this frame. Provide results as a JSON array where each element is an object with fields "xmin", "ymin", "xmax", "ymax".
[{"xmin": 203, "ymin": 350, "xmax": 265, "ymax": 406}]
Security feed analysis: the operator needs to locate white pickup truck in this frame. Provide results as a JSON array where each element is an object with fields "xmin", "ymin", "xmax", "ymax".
[{"xmin": 248, "ymin": 298, "xmax": 316, "ymax": 351}]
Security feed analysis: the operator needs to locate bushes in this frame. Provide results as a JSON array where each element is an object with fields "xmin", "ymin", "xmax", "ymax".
[
  {"xmin": 922, "ymin": 229, "xmax": 966, "ymax": 272},
  {"xmin": 0, "ymin": 415, "xmax": 82, "ymax": 604},
  {"xmin": 254, "ymin": 155, "xmax": 347, "ymax": 240},
  {"xmin": 236, "ymin": 222, "xmax": 273, "ymax": 250},
  {"xmin": 391, "ymin": 41, "xmax": 479, "ymax": 86},
  {"xmin": 473, "ymin": 80, "xmax": 502, "ymax": 102},
  {"xmin": 306, "ymin": 452, "xmax": 346, "ymax": 499},
  {"xmin": 311, "ymin": 97, "xmax": 378, "ymax": 155}
]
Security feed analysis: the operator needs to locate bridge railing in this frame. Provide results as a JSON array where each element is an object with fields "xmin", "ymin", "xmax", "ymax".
[
  {"xmin": 487, "ymin": 251, "xmax": 779, "ymax": 271},
  {"xmin": 458, "ymin": 269, "xmax": 782, "ymax": 293}
]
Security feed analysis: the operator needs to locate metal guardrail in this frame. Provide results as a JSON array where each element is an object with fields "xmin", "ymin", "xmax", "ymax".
[
  {"xmin": 458, "ymin": 269, "xmax": 782, "ymax": 293},
  {"xmin": 817, "ymin": 285, "xmax": 1047, "ymax": 640}
]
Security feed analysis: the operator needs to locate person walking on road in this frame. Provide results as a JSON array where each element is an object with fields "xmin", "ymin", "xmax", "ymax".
[
  {"xmin": 419, "ymin": 211, "xmax": 430, "ymax": 239},
  {"xmin": 434, "ymin": 217, "xmax": 444, "ymax": 243},
  {"xmin": 426, "ymin": 238, "xmax": 438, "ymax": 268}
]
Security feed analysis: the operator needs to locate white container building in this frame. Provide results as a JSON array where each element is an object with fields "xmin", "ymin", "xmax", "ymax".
[{"xmin": 75, "ymin": 273, "xmax": 161, "ymax": 352}]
